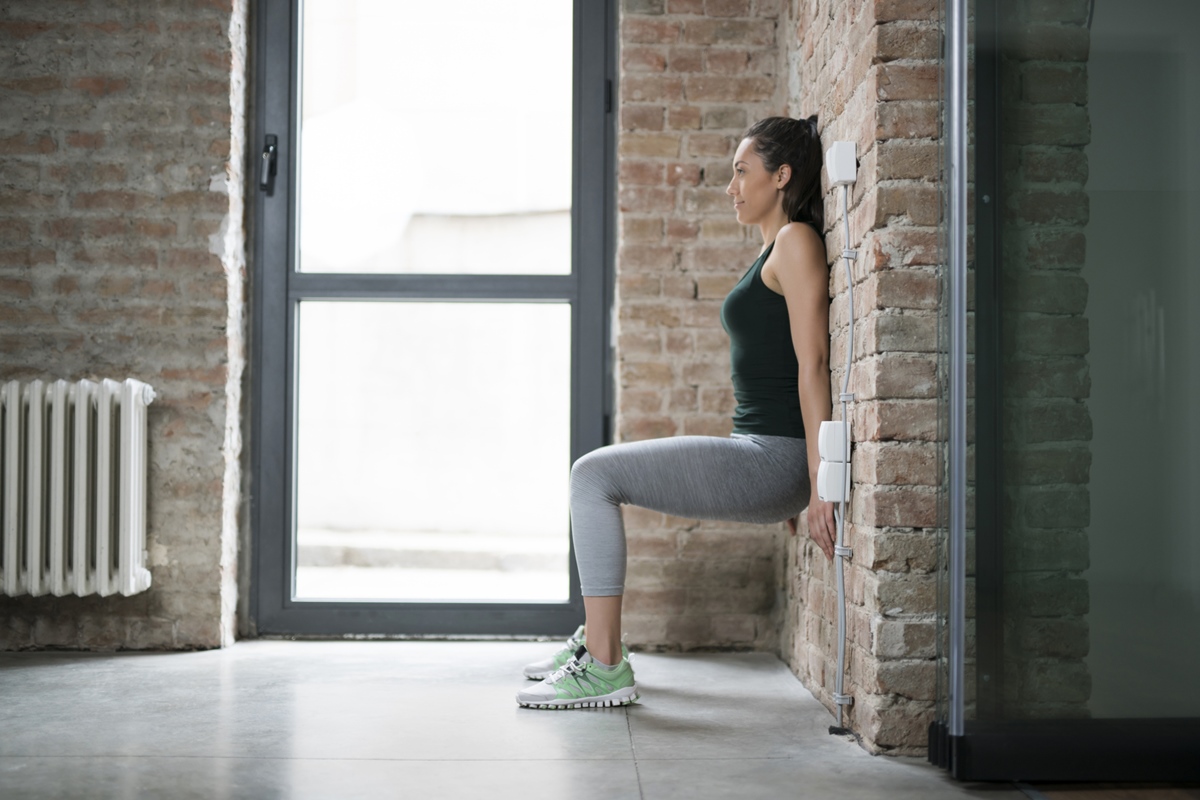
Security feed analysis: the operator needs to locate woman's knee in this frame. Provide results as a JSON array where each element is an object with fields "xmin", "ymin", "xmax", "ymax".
[
  {"xmin": 572, "ymin": 445, "xmax": 635, "ymax": 507},
  {"xmin": 570, "ymin": 446, "xmax": 611, "ymax": 493}
]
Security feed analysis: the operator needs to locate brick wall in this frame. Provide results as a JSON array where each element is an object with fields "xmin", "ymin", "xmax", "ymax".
[
  {"xmin": 1, "ymin": 0, "xmax": 1070, "ymax": 756},
  {"xmin": 0, "ymin": 0, "xmax": 248, "ymax": 649},
  {"xmin": 779, "ymin": 0, "xmax": 943, "ymax": 755},
  {"xmin": 613, "ymin": 0, "xmax": 958, "ymax": 754},
  {"xmin": 615, "ymin": 0, "xmax": 792, "ymax": 652},
  {"xmin": 997, "ymin": 3, "xmax": 1093, "ymax": 718}
]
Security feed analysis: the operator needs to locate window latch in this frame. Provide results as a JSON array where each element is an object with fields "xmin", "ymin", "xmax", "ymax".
[{"xmin": 259, "ymin": 134, "xmax": 278, "ymax": 192}]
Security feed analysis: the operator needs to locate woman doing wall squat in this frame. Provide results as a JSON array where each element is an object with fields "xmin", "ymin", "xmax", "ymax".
[{"xmin": 517, "ymin": 116, "xmax": 836, "ymax": 710}]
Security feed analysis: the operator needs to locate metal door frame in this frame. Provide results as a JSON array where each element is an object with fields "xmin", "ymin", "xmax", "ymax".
[{"xmin": 248, "ymin": 0, "xmax": 615, "ymax": 636}]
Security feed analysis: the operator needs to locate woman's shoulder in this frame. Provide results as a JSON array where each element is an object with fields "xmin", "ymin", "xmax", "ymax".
[
  {"xmin": 769, "ymin": 222, "xmax": 827, "ymax": 273},
  {"xmin": 762, "ymin": 222, "xmax": 828, "ymax": 294},
  {"xmin": 775, "ymin": 220, "xmax": 825, "ymax": 252}
]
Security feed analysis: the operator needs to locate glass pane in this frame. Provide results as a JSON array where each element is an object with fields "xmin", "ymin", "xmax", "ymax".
[
  {"xmin": 297, "ymin": 0, "xmax": 572, "ymax": 274},
  {"xmin": 294, "ymin": 302, "xmax": 572, "ymax": 602},
  {"xmin": 1057, "ymin": 0, "xmax": 1199, "ymax": 718},
  {"xmin": 978, "ymin": 0, "xmax": 1200, "ymax": 721}
]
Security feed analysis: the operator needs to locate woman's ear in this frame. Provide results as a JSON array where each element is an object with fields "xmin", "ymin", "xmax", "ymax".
[{"xmin": 776, "ymin": 164, "xmax": 792, "ymax": 190}]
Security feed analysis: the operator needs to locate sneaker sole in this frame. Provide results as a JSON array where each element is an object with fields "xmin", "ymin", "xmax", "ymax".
[{"xmin": 517, "ymin": 686, "xmax": 639, "ymax": 710}]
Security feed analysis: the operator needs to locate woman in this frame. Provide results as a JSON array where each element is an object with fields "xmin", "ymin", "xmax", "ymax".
[{"xmin": 517, "ymin": 116, "xmax": 836, "ymax": 710}]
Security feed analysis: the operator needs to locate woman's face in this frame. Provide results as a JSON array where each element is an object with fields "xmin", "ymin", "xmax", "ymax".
[{"xmin": 727, "ymin": 137, "xmax": 787, "ymax": 225}]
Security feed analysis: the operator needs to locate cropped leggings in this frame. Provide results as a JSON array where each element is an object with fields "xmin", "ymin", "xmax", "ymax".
[{"xmin": 570, "ymin": 433, "xmax": 811, "ymax": 596}]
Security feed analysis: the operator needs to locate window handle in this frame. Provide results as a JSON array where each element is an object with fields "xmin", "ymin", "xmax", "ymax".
[{"xmin": 259, "ymin": 134, "xmax": 278, "ymax": 191}]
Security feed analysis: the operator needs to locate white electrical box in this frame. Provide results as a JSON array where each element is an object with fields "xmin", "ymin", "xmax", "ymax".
[
  {"xmin": 817, "ymin": 460, "xmax": 850, "ymax": 503},
  {"xmin": 826, "ymin": 141, "xmax": 857, "ymax": 186},
  {"xmin": 818, "ymin": 420, "xmax": 848, "ymax": 463}
]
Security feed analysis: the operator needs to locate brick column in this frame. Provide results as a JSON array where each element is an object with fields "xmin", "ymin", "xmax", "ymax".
[
  {"xmin": 616, "ymin": 0, "xmax": 790, "ymax": 650},
  {"xmin": 0, "ymin": 0, "xmax": 248, "ymax": 649},
  {"xmin": 781, "ymin": 0, "xmax": 944, "ymax": 755}
]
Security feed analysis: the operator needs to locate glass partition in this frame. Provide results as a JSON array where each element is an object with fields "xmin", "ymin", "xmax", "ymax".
[{"xmin": 934, "ymin": 0, "xmax": 1200, "ymax": 780}]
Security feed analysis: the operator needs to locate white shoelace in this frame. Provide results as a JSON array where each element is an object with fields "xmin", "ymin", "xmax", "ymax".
[{"xmin": 547, "ymin": 657, "xmax": 588, "ymax": 683}]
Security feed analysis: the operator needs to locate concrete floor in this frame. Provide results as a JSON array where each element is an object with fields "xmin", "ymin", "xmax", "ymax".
[{"xmin": 0, "ymin": 641, "xmax": 1020, "ymax": 800}]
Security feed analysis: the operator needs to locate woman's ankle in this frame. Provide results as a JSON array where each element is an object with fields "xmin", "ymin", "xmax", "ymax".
[{"xmin": 587, "ymin": 644, "xmax": 622, "ymax": 667}]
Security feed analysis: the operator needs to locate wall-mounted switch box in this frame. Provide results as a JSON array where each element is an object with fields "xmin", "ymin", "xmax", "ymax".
[
  {"xmin": 818, "ymin": 420, "xmax": 848, "ymax": 463},
  {"xmin": 826, "ymin": 141, "xmax": 857, "ymax": 186},
  {"xmin": 817, "ymin": 460, "xmax": 850, "ymax": 503}
]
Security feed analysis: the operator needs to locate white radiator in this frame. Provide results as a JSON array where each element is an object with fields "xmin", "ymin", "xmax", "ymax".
[{"xmin": 0, "ymin": 379, "xmax": 155, "ymax": 598}]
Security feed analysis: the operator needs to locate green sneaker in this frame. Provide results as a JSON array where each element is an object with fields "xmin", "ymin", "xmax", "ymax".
[
  {"xmin": 522, "ymin": 625, "xmax": 585, "ymax": 680},
  {"xmin": 522, "ymin": 627, "xmax": 630, "ymax": 680},
  {"xmin": 516, "ymin": 648, "xmax": 638, "ymax": 709}
]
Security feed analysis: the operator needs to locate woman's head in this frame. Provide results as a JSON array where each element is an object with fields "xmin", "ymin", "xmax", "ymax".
[{"xmin": 729, "ymin": 115, "xmax": 824, "ymax": 231}]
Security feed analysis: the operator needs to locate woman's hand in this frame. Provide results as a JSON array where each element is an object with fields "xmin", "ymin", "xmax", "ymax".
[{"xmin": 788, "ymin": 496, "xmax": 837, "ymax": 560}]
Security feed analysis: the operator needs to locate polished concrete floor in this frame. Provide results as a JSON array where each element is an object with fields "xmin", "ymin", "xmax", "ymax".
[{"xmin": 0, "ymin": 640, "xmax": 1020, "ymax": 799}]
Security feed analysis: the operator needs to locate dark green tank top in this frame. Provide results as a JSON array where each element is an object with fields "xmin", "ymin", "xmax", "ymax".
[{"xmin": 719, "ymin": 241, "xmax": 805, "ymax": 438}]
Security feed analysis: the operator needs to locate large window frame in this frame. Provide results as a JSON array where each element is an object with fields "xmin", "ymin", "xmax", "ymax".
[{"xmin": 249, "ymin": 0, "xmax": 616, "ymax": 636}]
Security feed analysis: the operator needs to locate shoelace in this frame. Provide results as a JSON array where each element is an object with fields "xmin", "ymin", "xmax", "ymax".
[{"xmin": 547, "ymin": 657, "xmax": 588, "ymax": 683}]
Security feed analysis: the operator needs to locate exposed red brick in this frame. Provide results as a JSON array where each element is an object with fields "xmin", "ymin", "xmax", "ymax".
[
  {"xmin": 622, "ymin": 46, "xmax": 668, "ymax": 72},
  {"xmin": 623, "ymin": 17, "xmax": 682, "ymax": 44},
  {"xmin": 666, "ymin": 218, "xmax": 700, "ymax": 240},
  {"xmin": 0, "ymin": 219, "xmax": 32, "ymax": 242},
  {"xmin": 668, "ymin": 105, "xmax": 702, "ymax": 129},
  {"xmin": 621, "ymin": 105, "xmax": 666, "ymax": 132},
  {"xmin": 0, "ymin": 132, "xmax": 56, "ymax": 154},
  {"xmin": 0, "ymin": 20, "xmax": 54, "ymax": 39},
  {"xmin": 162, "ymin": 191, "xmax": 229, "ymax": 213},
  {"xmin": 622, "ymin": 217, "xmax": 664, "ymax": 242},
  {"xmin": 199, "ymin": 49, "xmax": 232, "ymax": 71},
  {"xmin": 704, "ymin": 0, "xmax": 752, "ymax": 16},
  {"xmin": 682, "ymin": 18, "xmax": 775, "ymax": 46},
  {"xmin": 66, "ymin": 131, "xmax": 106, "ymax": 149},
  {"xmin": 162, "ymin": 248, "xmax": 222, "ymax": 271},
  {"xmin": 874, "ymin": 0, "xmax": 939, "ymax": 22},
  {"xmin": 160, "ymin": 365, "xmax": 227, "ymax": 383},
  {"xmin": 875, "ymin": 22, "xmax": 940, "ymax": 61},
  {"xmin": 619, "ymin": 187, "xmax": 677, "ymax": 214},
  {"xmin": 71, "ymin": 190, "xmax": 156, "ymax": 211},
  {"xmin": 0, "ymin": 248, "xmax": 56, "ymax": 268},
  {"xmin": 622, "ymin": 75, "xmax": 686, "ymax": 103},
  {"xmin": 668, "ymin": 46, "xmax": 704, "ymax": 72},
  {"xmin": 665, "ymin": 162, "xmax": 702, "ymax": 186},
  {"xmin": 875, "ymin": 63, "xmax": 939, "ymax": 101},
  {"xmin": 686, "ymin": 75, "xmax": 774, "ymax": 102},
  {"xmin": 0, "ymin": 278, "xmax": 33, "ymax": 299},
  {"xmin": 0, "ymin": 75, "xmax": 63, "ymax": 93},
  {"xmin": 71, "ymin": 77, "xmax": 129, "ymax": 96}
]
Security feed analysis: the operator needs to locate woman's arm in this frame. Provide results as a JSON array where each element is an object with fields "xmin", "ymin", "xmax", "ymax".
[{"xmin": 763, "ymin": 222, "xmax": 837, "ymax": 559}]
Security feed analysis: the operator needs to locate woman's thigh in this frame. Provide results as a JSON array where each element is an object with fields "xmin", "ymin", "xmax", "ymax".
[{"xmin": 571, "ymin": 434, "xmax": 810, "ymax": 524}]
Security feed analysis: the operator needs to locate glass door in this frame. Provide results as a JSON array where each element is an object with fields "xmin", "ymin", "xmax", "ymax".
[
  {"xmin": 250, "ymin": 0, "xmax": 614, "ymax": 635},
  {"xmin": 933, "ymin": 0, "xmax": 1200, "ymax": 780}
]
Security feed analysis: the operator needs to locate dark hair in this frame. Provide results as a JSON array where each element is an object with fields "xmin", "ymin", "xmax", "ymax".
[{"xmin": 744, "ymin": 115, "xmax": 824, "ymax": 232}]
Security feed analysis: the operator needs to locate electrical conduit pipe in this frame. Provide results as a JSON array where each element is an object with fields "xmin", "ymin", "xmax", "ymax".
[{"xmin": 818, "ymin": 140, "xmax": 857, "ymax": 733}]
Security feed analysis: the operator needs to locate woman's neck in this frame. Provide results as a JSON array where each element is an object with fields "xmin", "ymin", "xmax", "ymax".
[{"xmin": 757, "ymin": 208, "xmax": 790, "ymax": 251}]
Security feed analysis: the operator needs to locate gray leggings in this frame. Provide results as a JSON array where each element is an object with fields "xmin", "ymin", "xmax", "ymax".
[{"xmin": 570, "ymin": 433, "xmax": 811, "ymax": 595}]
